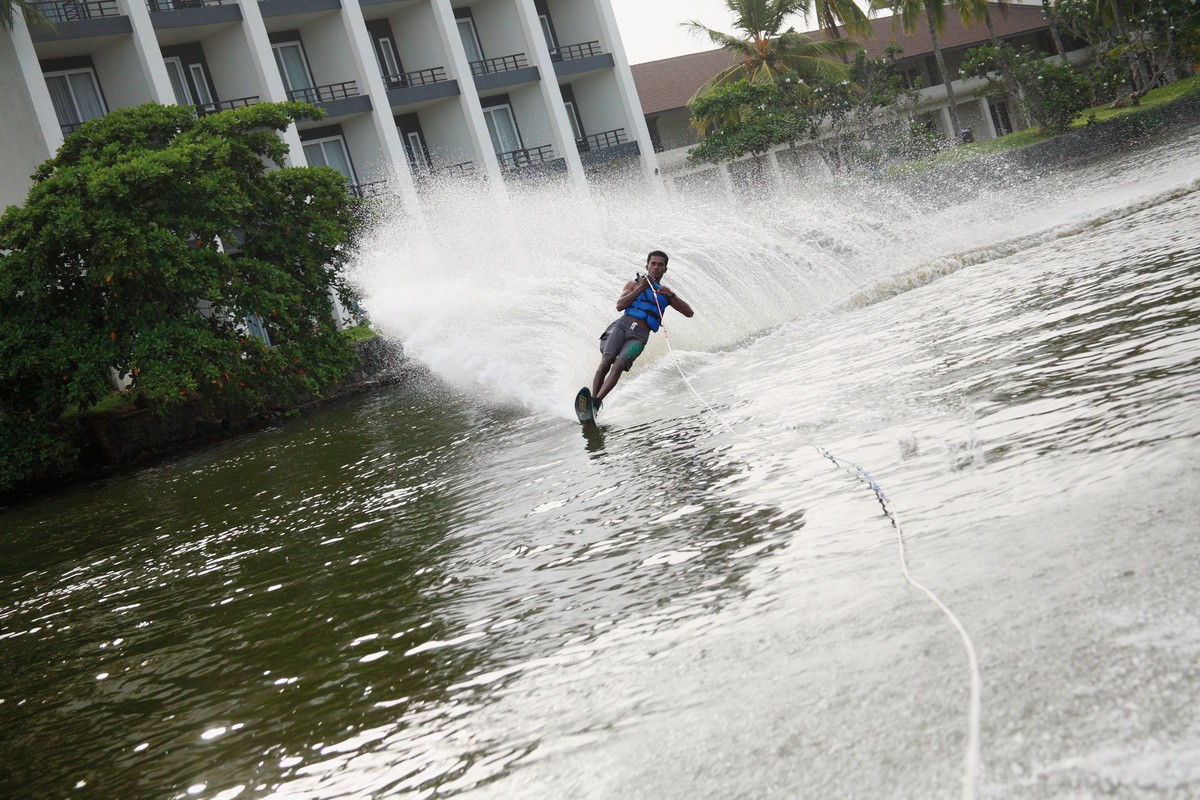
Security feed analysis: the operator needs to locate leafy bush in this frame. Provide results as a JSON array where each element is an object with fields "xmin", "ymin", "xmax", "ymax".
[{"xmin": 0, "ymin": 102, "xmax": 362, "ymax": 491}]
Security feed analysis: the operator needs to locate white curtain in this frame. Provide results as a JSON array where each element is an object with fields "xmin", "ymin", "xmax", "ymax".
[
  {"xmin": 456, "ymin": 19, "xmax": 483, "ymax": 63},
  {"xmin": 273, "ymin": 44, "xmax": 313, "ymax": 94},
  {"xmin": 164, "ymin": 60, "xmax": 192, "ymax": 105},
  {"xmin": 303, "ymin": 139, "xmax": 354, "ymax": 182},
  {"xmin": 483, "ymin": 106, "xmax": 521, "ymax": 156}
]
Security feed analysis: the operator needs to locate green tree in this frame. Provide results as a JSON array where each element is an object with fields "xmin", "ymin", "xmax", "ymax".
[
  {"xmin": 960, "ymin": 42, "xmax": 1094, "ymax": 134},
  {"xmin": 0, "ymin": 102, "xmax": 362, "ymax": 490},
  {"xmin": 688, "ymin": 76, "xmax": 816, "ymax": 164},
  {"xmin": 2, "ymin": 0, "xmax": 50, "ymax": 31},
  {"xmin": 688, "ymin": 48, "xmax": 923, "ymax": 171},
  {"xmin": 806, "ymin": 0, "xmax": 873, "ymax": 44},
  {"xmin": 875, "ymin": 0, "xmax": 982, "ymax": 141},
  {"xmin": 682, "ymin": 0, "xmax": 855, "ymax": 95}
]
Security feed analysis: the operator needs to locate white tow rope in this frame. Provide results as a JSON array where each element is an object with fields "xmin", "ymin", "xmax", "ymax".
[{"xmin": 641, "ymin": 279, "xmax": 982, "ymax": 800}]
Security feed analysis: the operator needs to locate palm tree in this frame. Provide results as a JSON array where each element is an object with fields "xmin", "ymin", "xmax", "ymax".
[
  {"xmin": 682, "ymin": 0, "xmax": 856, "ymax": 95},
  {"xmin": 808, "ymin": 0, "xmax": 873, "ymax": 42},
  {"xmin": 3, "ymin": 0, "xmax": 51, "ymax": 31},
  {"xmin": 878, "ymin": 0, "xmax": 981, "ymax": 142}
]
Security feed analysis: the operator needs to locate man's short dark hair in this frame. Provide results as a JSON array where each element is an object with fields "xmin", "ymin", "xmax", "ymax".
[{"xmin": 647, "ymin": 250, "xmax": 669, "ymax": 266}]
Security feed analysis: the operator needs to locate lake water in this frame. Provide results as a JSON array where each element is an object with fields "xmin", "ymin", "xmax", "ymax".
[{"xmin": 2, "ymin": 129, "xmax": 1199, "ymax": 799}]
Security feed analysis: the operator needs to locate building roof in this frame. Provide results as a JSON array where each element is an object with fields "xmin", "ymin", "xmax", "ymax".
[{"xmin": 631, "ymin": 3, "xmax": 1051, "ymax": 115}]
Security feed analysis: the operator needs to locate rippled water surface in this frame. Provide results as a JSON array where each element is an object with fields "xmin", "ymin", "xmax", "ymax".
[{"xmin": 3, "ymin": 130, "xmax": 1199, "ymax": 799}]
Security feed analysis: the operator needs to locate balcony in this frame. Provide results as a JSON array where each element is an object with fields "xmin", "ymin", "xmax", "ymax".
[
  {"xmin": 576, "ymin": 128, "xmax": 626, "ymax": 153},
  {"xmin": 497, "ymin": 144, "xmax": 555, "ymax": 170},
  {"xmin": 551, "ymin": 41, "xmax": 602, "ymax": 62},
  {"xmin": 146, "ymin": 0, "xmax": 232, "ymax": 11},
  {"xmin": 469, "ymin": 53, "xmax": 527, "ymax": 78},
  {"xmin": 577, "ymin": 128, "xmax": 640, "ymax": 167},
  {"xmin": 350, "ymin": 180, "xmax": 390, "ymax": 199},
  {"xmin": 382, "ymin": 67, "xmax": 447, "ymax": 90},
  {"xmin": 434, "ymin": 161, "xmax": 476, "ymax": 179},
  {"xmin": 196, "ymin": 96, "xmax": 260, "ymax": 115},
  {"xmin": 287, "ymin": 82, "xmax": 359, "ymax": 103},
  {"xmin": 551, "ymin": 41, "xmax": 615, "ymax": 78},
  {"xmin": 29, "ymin": 0, "xmax": 120, "ymax": 22}
]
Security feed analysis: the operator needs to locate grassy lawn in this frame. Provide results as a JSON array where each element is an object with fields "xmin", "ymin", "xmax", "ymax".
[
  {"xmin": 888, "ymin": 74, "xmax": 1200, "ymax": 178},
  {"xmin": 340, "ymin": 323, "xmax": 376, "ymax": 344}
]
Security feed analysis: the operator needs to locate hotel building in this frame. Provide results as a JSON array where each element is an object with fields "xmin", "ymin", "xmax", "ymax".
[{"xmin": 0, "ymin": 0, "xmax": 659, "ymax": 211}]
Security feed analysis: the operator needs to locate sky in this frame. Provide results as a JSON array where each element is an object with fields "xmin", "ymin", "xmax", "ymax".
[
  {"xmin": 608, "ymin": 1, "xmax": 887, "ymax": 66},
  {"xmin": 608, "ymin": 1, "xmax": 744, "ymax": 66}
]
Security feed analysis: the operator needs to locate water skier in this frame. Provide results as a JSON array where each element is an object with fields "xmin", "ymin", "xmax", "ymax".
[{"xmin": 590, "ymin": 250, "xmax": 694, "ymax": 412}]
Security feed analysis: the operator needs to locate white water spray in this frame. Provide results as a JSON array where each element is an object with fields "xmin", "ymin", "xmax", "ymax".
[{"xmin": 346, "ymin": 151, "xmax": 1176, "ymax": 418}]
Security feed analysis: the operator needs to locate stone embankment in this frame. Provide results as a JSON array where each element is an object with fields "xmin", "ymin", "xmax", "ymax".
[{"xmin": 900, "ymin": 87, "xmax": 1200, "ymax": 205}]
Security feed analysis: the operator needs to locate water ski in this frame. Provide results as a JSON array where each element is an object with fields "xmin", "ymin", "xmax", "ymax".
[{"xmin": 574, "ymin": 387, "xmax": 597, "ymax": 425}]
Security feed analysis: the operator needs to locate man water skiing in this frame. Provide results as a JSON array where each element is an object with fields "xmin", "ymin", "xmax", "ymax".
[{"xmin": 590, "ymin": 250, "xmax": 694, "ymax": 413}]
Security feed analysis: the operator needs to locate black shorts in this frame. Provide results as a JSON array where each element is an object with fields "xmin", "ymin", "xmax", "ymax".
[{"xmin": 599, "ymin": 317, "xmax": 649, "ymax": 370}]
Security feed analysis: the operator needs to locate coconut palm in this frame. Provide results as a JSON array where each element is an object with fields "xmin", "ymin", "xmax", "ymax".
[
  {"xmin": 808, "ymin": 0, "xmax": 873, "ymax": 42},
  {"xmin": 682, "ymin": 0, "xmax": 856, "ymax": 95},
  {"xmin": 876, "ymin": 0, "xmax": 982, "ymax": 142},
  {"xmin": 3, "ymin": 0, "xmax": 51, "ymax": 31}
]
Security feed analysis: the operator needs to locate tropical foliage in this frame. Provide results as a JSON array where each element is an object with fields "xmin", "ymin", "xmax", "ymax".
[
  {"xmin": 873, "ymin": 0, "xmax": 985, "ymax": 137},
  {"xmin": 0, "ymin": 102, "xmax": 362, "ymax": 490},
  {"xmin": 960, "ymin": 43, "xmax": 1095, "ymax": 135},
  {"xmin": 689, "ymin": 49, "xmax": 925, "ymax": 170},
  {"xmin": 806, "ymin": 0, "xmax": 873, "ymax": 41},
  {"xmin": 683, "ymin": 0, "xmax": 855, "ymax": 97},
  {"xmin": 2, "ymin": 0, "xmax": 49, "ymax": 31},
  {"xmin": 1056, "ymin": 0, "xmax": 1200, "ymax": 97}
]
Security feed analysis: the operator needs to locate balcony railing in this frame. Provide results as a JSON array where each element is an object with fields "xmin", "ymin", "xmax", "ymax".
[
  {"xmin": 382, "ymin": 67, "xmax": 447, "ymax": 90},
  {"xmin": 146, "ymin": 0, "xmax": 231, "ymax": 11},
  {"xmin": 497, "ymin": 144, "xmax": 554, "ymax": 170},
  {"xmin": 287, "ymin": 82, "xmax": 360, "ymax": 104},
  {"xmin": 576, "ymin": 128, "xmax": 627, "ymax": 153},
  {"xmin": 469, "ymin": 54, "xmax": 527, "ymax": 78},
  {"xmin": 350, "ymin": 180, "xmax": 389, "ymax": 199},
  {"xmin": 29, "ymin": 0, "xmax": 120, "ymax": 22},
  {"xmin": 551, "ymin": 41, "xmax": 603, "ymax": 62},
  {"xmin": 435, "ymin": 161, "xmax": 476, "ymax": 178},
  {"xmin": 196, "ymin": 96, "xmax": 260, "ymax": 115}
]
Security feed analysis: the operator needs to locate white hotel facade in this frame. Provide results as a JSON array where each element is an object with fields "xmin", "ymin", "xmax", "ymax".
[{"xmin": 0, "ymin": 0, "xmax": 659, "ymax": 211}]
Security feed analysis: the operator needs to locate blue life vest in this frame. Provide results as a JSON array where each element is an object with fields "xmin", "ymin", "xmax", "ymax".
[{"xmin": 624, "ymin": 276, "xmax": 668, "ymax": 332}]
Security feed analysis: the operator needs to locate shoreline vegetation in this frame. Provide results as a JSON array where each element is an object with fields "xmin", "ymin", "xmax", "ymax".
[
  {"xmin": 888, "ymin": 74, "xmax": 1200, "ymax": 178},
  {"xmin": 4, "ymin": 78, "xmax": 1198, "ymax": 506}
]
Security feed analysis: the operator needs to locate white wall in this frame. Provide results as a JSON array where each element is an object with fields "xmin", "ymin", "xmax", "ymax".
[
  {"xmin": 92, "ymin": 38, "xmax": 157, "ymax": 108},
  {"xmin": 422, "ymin": 100, "xmax": 478, "ymax": 166},
  {"xmin": 510, "ymin": 83, "xmax": 555, "ymax": 149},
  {"xmin": 393, "ymin": 2, "xmax": 445, "ymax": 72},
  {"xmin": 473, "ymin": 0, "xmax": 526, "ymax": 59},
  {"xmin": 206, "ymin": 24, "xmax": 267, "ymax": 101},
  {"xmin": 569, "ymin": 70, "xmax": 624, "ymax": 133},
  {"xmin": 0, "ymin": 24, "xmax": 57, "ymax": 211},
  {"xmin": 340, "ymin": 114, "xmax": 390, "ymax": 182},
  {"xmin": 544, "ymin": 0, "xmax": 600, "ymax": 47},
  {"xmin": 300, "ymin": 15, "xmax": 358, "ymax": 85}
]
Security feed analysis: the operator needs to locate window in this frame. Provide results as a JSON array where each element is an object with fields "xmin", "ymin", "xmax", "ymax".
[
  {"xmin": 989, "ymin": 101, "xmax": 1013, "ymax": 136},
  {"xmin": 406, "ymin": 131, "xmax": 430, "ymax": 172},
  {"xmin": 164, "ymin": 58, "xmax": 192, "ymax": 105},
  {"xmin": 564, "ymin": 100, "xmax": 584, "ymax": 142},
  {"xmin": 302, "ymin": 135, "xmax": 356, "ymax": 183},
  {"xmin": 539, "ymin": 15, "xmax": 557, "ymax": 55},
  {"xmin": 457, "ymin": 17, "xmax": 484, "ymax": 64},
  {"xmin": 482, "ymin": 104, "xmax": 521, "ymax": 158},
  {"xmin": 375, "ymin": 37, "xmax": 401, "ymax": 81},
  {"xmin": 44, "ymin": 68, "xmax": 106, "ymax": 132},
  {"xmin": 272, "ymin": 42, "xmax": 315, "ymax": 96},
  {"xmin": 189, "ymin": 64, "xmax": 214, "ymax": 106}
]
